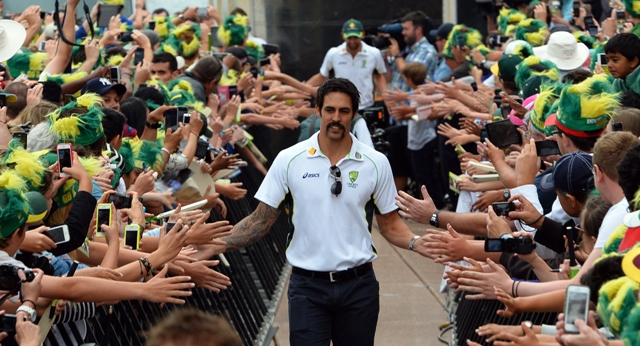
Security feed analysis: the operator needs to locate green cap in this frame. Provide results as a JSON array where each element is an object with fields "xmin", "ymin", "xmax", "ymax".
[
  {"xmin": 342, "ymin": 19, "xmax": 364, "ymax": 38},
  {"xmin": 25, "ymin": 191, "xmax": 48, "ymax": 224},
  {"xmin": 495, "ymin": 54, "xmax": 523, "ymax": 83},
  {"xmin": 519, "ymin": 75, "xmax": 551, "ymax": 99}
]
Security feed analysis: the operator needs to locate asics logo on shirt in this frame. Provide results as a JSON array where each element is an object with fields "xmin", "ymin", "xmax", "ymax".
[{"xmin": 302, "ymin": 173, "xmax": 320, "ymax": 179}]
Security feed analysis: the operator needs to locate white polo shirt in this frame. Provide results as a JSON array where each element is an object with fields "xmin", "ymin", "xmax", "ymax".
[
  {"xmin": 319, "ymin": 42, "xmax": 387, "ymax": 109},
  {"xmin": 255, "ymin": 133, "xmax": 397, "ymax": 271}
]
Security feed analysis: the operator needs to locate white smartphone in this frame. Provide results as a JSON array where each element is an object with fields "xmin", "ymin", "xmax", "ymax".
[
  {"xmin": 597, "ymin": 53, "xmax": 608, "ymax": 66},
  {"xmin": 95, "ymin": 203, "xmax": 111, "ymax": 237},
  {"xmin": 56, "ymin": 143, "xmax": 73, "ymax": 177},
  {"xmin": 45, "ymin": 225, "xmax": 70, "ymax": 245},
  {"xmin": 471, "ymin": 173, "xmax": 500, "ymax": 183},
  {"xmin": 109, "ymin": 66, "xmax": 121, "ymax": 84},
  {"xmin": 182, "ymin": 113, "xmax": 191, "ymax": 124},
  {"xmin": 38, "ymin": 41, "xmax": 46, "ymax": 52},
  {"xmin": 124, "ymin": 224, "xmax": 141, "ymax": 250},
  {"xmin": 564, "ymin": 285, "xmax": 590, "ymax": 334}
]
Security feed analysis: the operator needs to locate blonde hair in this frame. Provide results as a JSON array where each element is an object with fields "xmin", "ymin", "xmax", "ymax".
[{"xmin": 16, "ymin": 101, "xmax": 58, "ymax": 127}]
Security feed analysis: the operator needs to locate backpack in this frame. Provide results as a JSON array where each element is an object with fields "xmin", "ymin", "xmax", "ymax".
[{"xmin": 297, "ymin": 113, "xmax": 363, "ymax": 142}]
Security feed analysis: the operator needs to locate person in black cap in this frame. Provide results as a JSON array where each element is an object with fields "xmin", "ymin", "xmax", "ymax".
[
  {"xmin": 431, "ymin": 23, "xmax": 455, "ymax": 81},
  {"xmin": 80, "ymin": 78, "xmax": 127, "ymax": 111}
]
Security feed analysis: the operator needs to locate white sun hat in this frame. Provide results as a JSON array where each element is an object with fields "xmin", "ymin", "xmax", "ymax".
[
  {"xmin": 0, "ymin": 20, "xmax": 27, "ymax": 63},
  {"xmin": 532, "ymin": 31, "xmax": 589, "ymax": 71}
]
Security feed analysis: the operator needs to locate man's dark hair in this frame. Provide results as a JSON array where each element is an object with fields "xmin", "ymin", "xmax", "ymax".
[
  {"xmin": 617, "ymin": 142, "xmax": 640, "ymax": 211},
  {"xmin": 191, "ymin": 56, "xmax": 223, "ymax": 84},
  {"xmin": 4, "ymin": 82, "xmax": 28, "ymax": 118},
  {"xmin": 580, "ymin": 255, "xmax": 624, "ymax": 304},
  {"xmin": 316, "ymin": 78, "xmax": 360, "ymax": 118},
  {"xmin": 556, "ymin": 128, "xmax": 599, "ymax": 152},
  {"xmin": 230, "ymin": 7, "xmax": 248, "ymax": 16},
  {"xmin": 134, "ymin": 87, "xmax": 165, "ymax": 110},
  {"xmin": 100, "ymin": 107, "xmax": 127, "ymax": 143},
  {"xmin": 604, "ymin": 33, "xmax": 640, "ymax": 62},
  {"xmin": 41, "ymin": 81, "xmax": 62, "ymax": 105},
  {"xmin": 120, "ymin": 97, "xmax": 148, "ymax": 137},
  {"xmin": 401, "ymin": 11, "xmax": 433, "ymax": 37},
  {"xmin": 502, "ymin": 81, "xmax": 518, "ymax": 93},
  {"xmin": 152, "ymin": 53, "xmax": 178, "ymax": 72},
  {"xmin": 152, "ymin": 8, "xmax": 168, "ymax": 16},
  {"xmin": 561, "ymin": 69, "xmax": 593, "ymax": 84},
  {"xmin": 620, "ymin": 91, "xmax": 640, "ymax": 108},
  {"xmin": 104, "ymin": 46, "xmax": 127, "ymax": 62}
]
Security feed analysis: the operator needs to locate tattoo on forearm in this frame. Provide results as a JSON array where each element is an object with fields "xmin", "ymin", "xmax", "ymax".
[{"xmin": 223, "ymin": 203, "xmax": 280, "ymax": 251}]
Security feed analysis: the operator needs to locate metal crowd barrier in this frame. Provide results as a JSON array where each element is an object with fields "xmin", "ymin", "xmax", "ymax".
[
  {"xmin": 448, "ymin": 290, "xmax": 558, "ymax": 346},
  {"xmin": 51, "ymin": 165, "xmax": 290, "ymax": 346}
]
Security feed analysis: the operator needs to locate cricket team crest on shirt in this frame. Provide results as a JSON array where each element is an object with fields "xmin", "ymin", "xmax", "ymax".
[
  {"xmin": 361, "ymin": 59, "xmax": 367, "ymax": 68},
  {"xmin": 347, "ymin": 171, "xmax": 359, "ymax": 188}
]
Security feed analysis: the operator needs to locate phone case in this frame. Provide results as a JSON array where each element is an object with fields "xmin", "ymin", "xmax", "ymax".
[
  {"xmin": 57, "ymin": 144, "xmax": 73, "ymax": 177},
  {"xmin": 95, "ymin": 204, "xmax": 112, "ymax": 237},
  {"xmin": 124, "ymin": 225, "xmax": 141, "ymax": 249}
]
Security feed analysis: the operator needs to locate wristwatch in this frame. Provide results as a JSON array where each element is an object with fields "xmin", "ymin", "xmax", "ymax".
[
  {"xmin": 408, "ymin": 235, "xmax": 420, "ymax": 251},
  {"xmin": 16, "ymin": 305, "xmax": 36, "ymax": 322},
  {"xmin": 146, "ymin": 121, "xmax": 162, "ymax": 129},
  {"xmin": 503, "ymin": 188, "xmax": 510, "ymax": 201},
  {"xmin": 429, "ymin": 210, "xmax": 441, "ymax": 228}
]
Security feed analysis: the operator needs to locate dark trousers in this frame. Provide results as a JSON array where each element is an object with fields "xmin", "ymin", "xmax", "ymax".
[
  {"xmin": 410, "ymin": 139, "xmax": 445, "ymax": 209},
  {"xmin": 288, "ymin": 270, "xmax": 380, "ymax": 346}
]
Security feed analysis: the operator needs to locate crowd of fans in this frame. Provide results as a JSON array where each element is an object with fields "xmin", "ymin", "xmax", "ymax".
[{"xmin": 4, "ymin": 0, "xmax": 640, "ymax": 344}]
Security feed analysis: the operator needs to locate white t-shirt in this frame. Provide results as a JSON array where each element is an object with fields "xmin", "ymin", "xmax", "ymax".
[
  {"xmin": 595, "ymin": 197, "xmax": 629, "ymax": 249},
  {"xmin": 255, "ymin": 132, "xmax": 397, "ymax": 271},
  {"xmin": 320, "ymin": 42, "xmax": 387, "ymax": 109}
]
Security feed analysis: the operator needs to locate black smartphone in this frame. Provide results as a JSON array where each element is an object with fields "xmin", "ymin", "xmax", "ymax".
[
  {"xmin": 109, "ymin": 66, "xmax": 121, "ymax": 84},
  {"xmin": 177, "ymin": 107, "xmax": 189, "ymax": 125},
  {"xmin": 612, "ymin": 122, "xmax": 624, "ymax": 132},
  {"xmin": 148, "ymin": 20, "xmax": 156, "ymax": 30},
  {"xmin": 210, "ymin": 26, "xmax": 223, "ymax": 48},
  {"xmin": 617, "ymin": 10, "xmax": 626, "ymax": 20},
  {"xmin": 573, "ymin": 2, "xmax": 581, "ymax": 18},
  {"xmin": 259, "ymin": 58, "xmax": 270, "ymax": 67},
  {"xmin": 119, "ymin": 32, "xmax": 134, "ymax": 42},
  {"xmin": 534, "ymin": 140, "xmax": 561, "ymax": 156},
  {"xmin": 12, "ymin": 132, "xmax": 27, "ymax": 148},
  {"xmin": 588, "ymin": 25, "xmax": 598, "ymax": 37},
  {"xmin": 480, "ymin": 128, "xmax": 488, "ymax": 142},
  {"xmin": 108, "ymin": 194, "xmax": 133, "ymax": 209},
  {"xmin": 485, "ymin": 119, "xmax": 521, "ymax": 148},
  {"xmin": 229, "ymin": 85, "xmax": 238, "ymax": 96},
  {"xmin": 262, "ymin": 44, "xmax": 279, "ymax": 56},
  {"xmin": 501, "ymin": 104, "xmax": 512, "ymax": 119},
  {"xmin": 0, "ymin": 94, "xmax": 6, "ymax": 108},
  {"xmin": 165, "ymin": 221, "xmax": 183, "ymax": 234},
  {"xmin": 456, "ymin": 35, "xmax": 465, "ymax": 48},
  {"xmin": 584, "ymin": 15, "xmax": 594, "ymax": 26},
  {"xmin": 0, "ymin": 314, "xmax": 16, "ymax": 333},
  {"xmin": 40, "ymin": 11, "xmax": 47, "ymax": 20},
  {"xmin": 97, "ymin": 4, "xmax": 122, "ymax": 28},
  {"xmin": 492, "ymin": 202, "xmax": 515, "ymax": 217},
  {"xmin": 250, "ymin": 67, "xmax": 259, "ymax": 78},
  {"xmin": 163, "ymin": 108, "xmax": 179, "ymax": 128},
  {"xmin": 134, "ymin": 49, "xmax": 144, "ymax": 66},
  {"xmin": 497, "ymin": 35, "xmax": 510, "ymax": 44}
]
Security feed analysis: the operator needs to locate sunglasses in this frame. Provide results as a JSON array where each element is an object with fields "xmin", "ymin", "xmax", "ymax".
[{"xmin": 329, "ymin": 165, "xmax": 342, "ymax": 196}]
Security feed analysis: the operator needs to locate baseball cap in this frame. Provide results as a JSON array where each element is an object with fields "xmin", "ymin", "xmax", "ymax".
[
  {"xmin": 81, "ymin": 78, "xmax": 126, "ymax": 97},
  {"xmin": 519, "ymin": 75, "xmax": 552, "ymax": 99},
  {"xmin": 342, "ymin": 19, "xmax": 364, "ymax": 38},
  {"xmin": 430, "ymin": 23, "xmax": 454, "ymax": 41},
  {"xmin": 490, "ymin": 54, "xmax": 523, "ymax": 82},
  {"xmin": 25, "ymin": 191, "xmax": 48, "ymax": 224},
  {"xmin": 226, "ymin": 46, "xmax": 248, "ymax": 64},
  {"xmin": 540, "ymin": 151, "xmax": 594, "ymax": 194},
  {"xmin": 0, "ymin": 92, "xmax": 17, "ymax": 103}
]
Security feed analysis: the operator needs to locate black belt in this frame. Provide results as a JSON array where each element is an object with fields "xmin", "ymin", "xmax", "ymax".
[{"xmin": 292, "ymin": 262, "xmax": 373, "ymax": 283}]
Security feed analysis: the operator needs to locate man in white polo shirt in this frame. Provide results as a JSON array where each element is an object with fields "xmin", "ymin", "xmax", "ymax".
[{"xmin": 221, "ymin": 78, "xmax": 430, "ymax": 345}]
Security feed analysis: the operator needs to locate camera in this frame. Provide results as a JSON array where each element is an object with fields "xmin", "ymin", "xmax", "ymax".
[
  {"xmin": 0, "ymin": 265, "xmax": 35, "ymax": 291},
  {"xmin": 14, "ymin": 252, "xmax": 54, "ymax": 276},
  {"xmin": 492, "ymin": 202, "xmax": 515, "ymax": 217},
  {"xmin": 484, "ymin": 233, "xmax": 537, "ymax": 254}
]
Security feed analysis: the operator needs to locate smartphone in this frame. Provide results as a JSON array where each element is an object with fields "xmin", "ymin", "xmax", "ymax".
[
  {"xmin": 197, "ymin": 7, "xmax": 208, "ymax": 17},
  {"xmin": 597, "ymin": 53, "xmax": 608, "ymax": 66},
  {"xmin": 612, "ymin": 122, "xmax": 624, "ymax": 132},
  {"xmin": 119, "ymin": 32, "xmax": 134, "ymax": 42},
  {"xmin": 587, "ymin": 25, "xmax": 598, "ymax": 37},
  {"xmin": 250, "ymin": 67, "xmax": 259, "ymax": 78},
  {"xmin": 584, "ymin": 15, "xmax": 594, "ymax": 26},
  {"xmin": 64, "ymin": 94, "xmax": 76, "ymax": 104},
  {"xmin": 134, "ymin": 49, "xmax": 144, "ymax": 66},
  {"xmin": 236, "ymin": 160, "xmax": 248, "ymax": 167},
  {"xmin": 40, "ymin": 11, "xmax": 47, "ymax": 20},
  {"xmin": 456, "ymin": 35, "xmax": 465, "ymax": 48},
  {"xmin": 109, "ymin": 66, "xmax": 121, "ymax": 84},
  {"xmin": 45, "ymin": 225, "xmax": 71, "ymax": 245},
  {"xmin": 12, "ymin": 132, "xmax": 27, "ymax": 148},
  {"xmin": 0, "ymin": 94, "xmax": 6, "ymax": 108},
  {"xmin": 480, "ymin": 128, "xmax": 488, "ymax": 142},
  {"xmin": 96, "ymin": 203, "xmax": 111, "ymax": 237},
  {"xmin": 535, "ymin": 140, "xmax": 561, "ymax": 156},
  {"xmin": 259, "ymin": 57, "xmax": 271, "ymax": 67},
  {"xmin": 564, "ymin": 285, "xmax": 590, "ymax": 334},
  {"xmin": 485, "ymin": 120, "xmax": 521, "ymax": 148},
  {"xmin": 497, "ymin": 35, "xmax": 510, "ymax": 44},
  {"xmin": 217, "ymin": 86, "xmax": 231, "ymax": 106},
  {"xmin": 262, "ymin": 44, "xmax": 279, "ymax": 56},
  {"xmin": 57, "ymin": 143, "xmax": 73, "ymax": 177},
  {"xmin": 492, "ymin": 202, "xmax": 515, "ymax": 217},
  {"xmin": 501, "ymin": 104, "xmax": 512, "ymax": 119},
  {"xmin": 98, "ymin": 4, "xmax": 122, "ymax": 28},
  {"xmin": 148, "ymin": 20, "xmax": 156, "ymax": 30},
  {"xmin": 210, "ymin": 26, "xmax": 222, "ymax": 47},
  {"xmin": 182, "ymin": 112, "xmax": 191, "ymax": 124},
  {"xmin": 0, "ymin": 314, "xmax": 16, "ymax": 333},
  {"xmin": 38, "ymin": 41, "xmax": 46, "ymax": 52},
  {"xmin": 108, "ymin": 194, "xmax": 133, "ymax": 209},
  {"xmin": 229, "ymin": 85, "xmax": 238, "ymax": 96},
  {"xmin": 165, "ymin": 221, "xmax": 183, "ymax": 234},
  {"xmin": 573, "ymin": 2, "xmax": 581, "ymax": 18},
  {"xmin": 164, "ymin": 108, "xmax": 179, "ymax": 128},
  {"xmin": 617, "ymin": 10, "xmax": 626, "ymax": 20},
  {"xmin": 124, "ymin": 224, "xmax": 141, "ymax": 250}
]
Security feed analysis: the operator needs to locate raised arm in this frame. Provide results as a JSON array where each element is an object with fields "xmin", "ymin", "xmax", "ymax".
[
  {"xmin": 43, "ymin": 0, "xmax": 80, "ymax": 75},
  {"xmin": 222, "ymin": 202, "xmax": 281, "ymax": 251}
]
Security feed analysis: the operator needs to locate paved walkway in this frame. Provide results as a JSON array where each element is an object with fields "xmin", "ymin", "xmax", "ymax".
[{"xmin": 271, "ymin": 219, "xmax": 451, "ymax": 346}]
